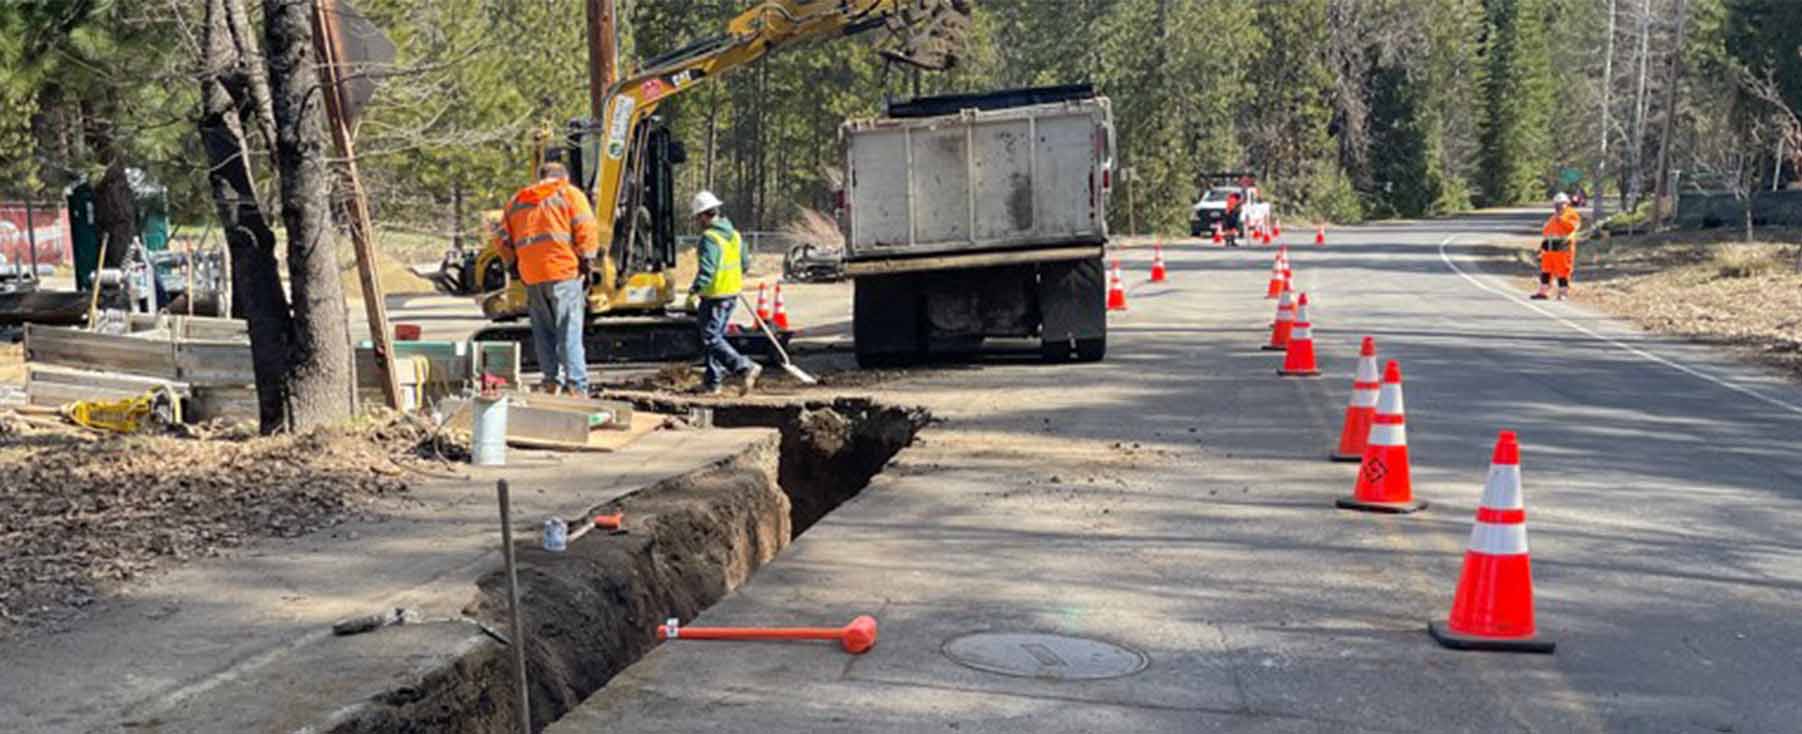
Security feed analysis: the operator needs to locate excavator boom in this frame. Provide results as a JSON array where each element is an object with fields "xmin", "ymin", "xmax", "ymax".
[{"xmin": 589, "ymin": 0, "xmax": 968, "ymax": 275}]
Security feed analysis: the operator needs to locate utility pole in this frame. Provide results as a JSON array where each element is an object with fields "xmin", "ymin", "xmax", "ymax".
[
  {"xmin": 587, "ymin": 0, "xmax": 618, "ymax": 123},
  {"xmin": 311, "ymin": 0, "xmax": 401, "ymax": 410},
  {"xmin": 1652, "ymin": 0, "xmax": 1687, "ymax": 227},
  {"xmin": 1594, "ymin": 0, "xmax": 1616, "ymax": 224}
]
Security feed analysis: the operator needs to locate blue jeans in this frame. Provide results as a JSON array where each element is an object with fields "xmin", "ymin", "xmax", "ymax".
[
  {"xmin": 698, "ymin": 296, "xmax": 753, "ymax": 388},
  {"xmin": 526, "ymin": 278, "xmax": 587, "ymax": 392}
]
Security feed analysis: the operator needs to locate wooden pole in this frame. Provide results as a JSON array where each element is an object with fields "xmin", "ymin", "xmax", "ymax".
[
  {"xmin": 312, "ymin": 0, "xmax": 402, "ymax": 410},
  {"xmin": 496, "ymin": 480, "xmax": 532, "ymax": 734},
  {"xmin": 587, "ymin": 0, "xmax": 617, "ymax": 122}
]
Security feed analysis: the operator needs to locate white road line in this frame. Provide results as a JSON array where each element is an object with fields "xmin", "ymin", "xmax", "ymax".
[{"xmin": 1436, "ymin": 235, "xmax": 1802, "ymax": 419}]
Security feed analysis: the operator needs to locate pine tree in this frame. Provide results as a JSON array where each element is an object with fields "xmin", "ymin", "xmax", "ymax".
[{"xmin": 1480, "ymin": 0, "xmax": 1558, "ymax": 205}]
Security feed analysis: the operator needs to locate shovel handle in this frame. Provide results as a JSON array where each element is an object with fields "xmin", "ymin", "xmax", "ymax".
[{"xmin": 736, "ymin": 292, "xmax": 798, "ymax": 367}]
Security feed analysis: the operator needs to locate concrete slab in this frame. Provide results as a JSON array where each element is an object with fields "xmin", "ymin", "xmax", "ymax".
[{"xmin": 0, "ymin": 425, "xmax": 776, "ymax": 734}]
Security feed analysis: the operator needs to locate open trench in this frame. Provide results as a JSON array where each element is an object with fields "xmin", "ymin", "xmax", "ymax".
[{"xmin": 320, "ymin": 397, "xmax": 929, "ymax": 734}]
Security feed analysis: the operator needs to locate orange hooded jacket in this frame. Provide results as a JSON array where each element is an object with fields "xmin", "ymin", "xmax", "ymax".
[
  {"xmin": 498, "ymin": 179, "xmax": 601, "ymax": 285},
  {"xmin": 1540, "ymin": 207, "xmax": 1581, "ymax": 279}
]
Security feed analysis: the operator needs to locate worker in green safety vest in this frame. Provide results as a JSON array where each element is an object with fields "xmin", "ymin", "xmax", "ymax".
[{"xmin": 686, "ymin": 191, "xmax": 761, "ymax": 396}]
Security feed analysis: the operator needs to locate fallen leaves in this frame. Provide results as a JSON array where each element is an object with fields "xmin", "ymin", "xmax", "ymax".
[{"xmin": 0, "ymin": 413, "xmax": 455, "ymax": 639}]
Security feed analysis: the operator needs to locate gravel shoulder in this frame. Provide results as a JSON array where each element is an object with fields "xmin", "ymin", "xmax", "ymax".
[{"xmin": 1469, "ymin": 227, "xmax": 1802, "ymax": 383}]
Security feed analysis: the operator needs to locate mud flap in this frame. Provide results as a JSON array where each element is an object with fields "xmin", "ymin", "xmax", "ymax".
[
  {"xmin": 854, "ymin": 272, "xmax": 923, "ymax": 367},
  {"xmin": 1038, "ymin": 256, "xmax": 1106, "ymax": 362}
]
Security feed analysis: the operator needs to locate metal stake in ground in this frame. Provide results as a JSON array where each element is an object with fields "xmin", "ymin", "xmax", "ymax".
[{"xmin": 497, "ymin": 480, "xmax": 531, "ymax": 734}]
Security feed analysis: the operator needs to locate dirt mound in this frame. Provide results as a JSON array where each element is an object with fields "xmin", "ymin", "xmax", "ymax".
[
  {"xmin": 0, "ymin": 414, "xmax": 458, "ymax": 639},
  {"xmin": 342, "ymin": 249, "xmax": 436, "ymax": 299}
]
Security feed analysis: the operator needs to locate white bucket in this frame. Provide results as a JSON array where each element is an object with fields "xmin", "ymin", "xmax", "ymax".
[{"xmin": 471, "ymin": 395, "xmax": 508, "ymax": 466}]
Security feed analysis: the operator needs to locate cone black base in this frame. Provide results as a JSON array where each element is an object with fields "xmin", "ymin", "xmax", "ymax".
[
  {"xmin": 1329, "ymin": 452, "xmax": 1363, "ymax": 463},
  {"xmin": 1334, "ymin": 496, "xmax": 1428, "ymax": 514},
  {"xmin": 1428, "ymin": 621, "xmax": 1555, "ymax": 654},
  {"xmin": 1261, "ymin": 344, "xmax": 1286, "ymax": 352},
  {"xmin": 1277, "ymin": 369, "xmax": 1321, "ymax": 378}
]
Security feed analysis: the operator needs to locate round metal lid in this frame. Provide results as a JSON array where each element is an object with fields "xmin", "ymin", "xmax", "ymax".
[{"xmin": 942, "ymin": 632, "xmax": 1149, "ymax": 680}]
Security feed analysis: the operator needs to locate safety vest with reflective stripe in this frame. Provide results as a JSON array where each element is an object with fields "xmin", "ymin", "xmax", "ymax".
[
  {"xmin": 697, "ymin": 227, "xmax": 744, "ymax": 298},
  {"xmin": 500, "ymin": 179, "xmax": 600, "ymax": 286}
]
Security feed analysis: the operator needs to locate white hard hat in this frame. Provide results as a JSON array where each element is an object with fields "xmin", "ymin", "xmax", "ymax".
[
  {"xmin": 1552, "ymin": 192, "xmax": 1570, "ymax": 205},
  {"xmin": 691, "ymin": 190, "xmax": 724, "ymax": 216}
]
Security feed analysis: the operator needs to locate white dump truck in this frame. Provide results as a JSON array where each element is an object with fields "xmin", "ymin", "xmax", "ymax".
[{"xmin": 840, "ymin": 85, "xmax": 1115, "ymax": 366}]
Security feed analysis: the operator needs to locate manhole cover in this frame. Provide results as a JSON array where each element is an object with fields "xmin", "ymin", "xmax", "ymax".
[{"xmin": 942, "ymin": 632, "xmax": 1149, "ymax": 680}]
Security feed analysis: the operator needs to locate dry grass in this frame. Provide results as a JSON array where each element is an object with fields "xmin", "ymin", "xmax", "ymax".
[
  {"xmin": 782, "ymin": 208, "xmax": 845, "ymax": 249},
  {"xmin": 1504, "ymin": 228, "xmax": 1802, "ymax": 381},
  {"xmin": 0, "ymin": 343, "xmax": 22, "ymax": 385}
]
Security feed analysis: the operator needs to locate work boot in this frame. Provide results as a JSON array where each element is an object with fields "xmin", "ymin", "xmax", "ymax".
[
  {"xmin": 695, "ymin": 384, "xmax": 723, "ymax": 397},
  {"xmin": 1529, "ymin": 284, "xmax": 1551, "ymax": 300},
  {"xmin": 1556, "ymin": 287, "xmax": 1569, "ymax": 301},
  {"xmin": 739, "ymin": 363, "xmax": 763, "ymax": 396}
]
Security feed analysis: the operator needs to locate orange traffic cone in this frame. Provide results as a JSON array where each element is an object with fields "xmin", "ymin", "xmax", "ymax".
[
  {"xmin": 1280, "ymin": 247, "xmax": 1293, "ymax": 283},
  {"xmin": 772, "ymin": 283, "xmax": 792, "ymax": 331},
  {"xmin": 1212, "ymin": 224, "xmax": 1224, "ymax": 246},
  {"xmin": 1264, "ymin": 254, "xmax": 1286, "ymax": 299},
  {"xmin": 1107, "ymin": 259, "xmax": 1128, "ymax": 311},
  {"xmin": 659, "ymin": 615, "xmax": 879, "ymax": 655},
  {"xmin": 1429, "ymin": 431, "xmax": 1555, "ymax": 653},
  {"xmin": 1263, "ymin": 285, "xmax": 1295, "ymax": 351},
  {"xmin": 1331, "ymin": 337, "xmax": 1381, "ymax": 462},
  {"xmin": 754, "ymin": 283, "xmax": 771, "ymax": 324},
  {"xmin": 1150, "ymin": 243, "xmax": 1168, "ymax": 283},
  {"xmin": 1278, "ymin": 293, "xmax": 1321, "ymax": 377},
  {"xmin": 1261, "ymin": 228, "xmax": 1273, "ymax": 246},
  {"xmin": 1336, "ymin": 360, "xmax": 1427, "ymax": 513},
  {"xmin": 1273, "ymin": 222, "xmax": 1282, "ymax": 238},
  {"xmin": 1315, "ymin": 226, "xmax": 1326, "ymax": 246}
]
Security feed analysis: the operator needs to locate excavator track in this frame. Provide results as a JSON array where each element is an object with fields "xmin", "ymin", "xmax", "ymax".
[{"xmin": 471, "ymin": 313, "xmax": 793, "ymax": 371}]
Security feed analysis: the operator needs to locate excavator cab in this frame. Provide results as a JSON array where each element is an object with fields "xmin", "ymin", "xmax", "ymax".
[{"xmin": 565, "ymin": 117, "xmax": 684, "ymax": 285}]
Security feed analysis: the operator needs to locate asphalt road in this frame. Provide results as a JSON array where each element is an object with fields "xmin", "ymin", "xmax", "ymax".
[{"xmin": 547, "ymin": 209, "xmax": 1802, "ymax": 733}]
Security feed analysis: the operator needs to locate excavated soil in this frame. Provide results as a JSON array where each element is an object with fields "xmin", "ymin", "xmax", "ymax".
[{"xmin": 320, "ymin": 397, "xmax": 926, "ymax": 733}]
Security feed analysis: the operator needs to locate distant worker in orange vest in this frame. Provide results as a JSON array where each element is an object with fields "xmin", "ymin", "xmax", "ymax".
[
  {"xmin": 497, "ymin": 161, "xmax": 600, "ymax": 394},
  {"xmin": 1533, "ymin": 192, "xmax": 1582, "ymax": 301}
]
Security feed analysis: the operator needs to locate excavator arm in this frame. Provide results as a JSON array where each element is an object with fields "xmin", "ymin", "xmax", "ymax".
[
  {"xmin": 590, "ymin": 0, "xmax": 966, "ymax": 285},
  {"xmin": 480, "ymin": 0, "xmax": 969, "ymax": 321}
]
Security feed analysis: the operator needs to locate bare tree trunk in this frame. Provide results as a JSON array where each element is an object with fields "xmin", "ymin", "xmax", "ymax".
[
  {"xmin": 1628, "ymin": 0, "xmax": 1651, "ymax": 212},
  {"xmin": 264, "ymin": 0, "xmax": 354, "ymax": 430},
  {"xmin": 201, "ymin": 0, "xmax": 294, "ymax": 432},
  {"xmin": 1651, "ymin": 0, "xmax": 1687, "ymax": 227}
]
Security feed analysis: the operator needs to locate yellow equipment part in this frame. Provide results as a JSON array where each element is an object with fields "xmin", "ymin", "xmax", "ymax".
[{"xmin": 62, "ymin": 386, "xmax": 182, "ymax": 434}]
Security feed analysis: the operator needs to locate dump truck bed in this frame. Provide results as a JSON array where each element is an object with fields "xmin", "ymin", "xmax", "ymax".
[{"xmin": 842, "ymin": 91, "xmax": 1114, "ymax": 261}]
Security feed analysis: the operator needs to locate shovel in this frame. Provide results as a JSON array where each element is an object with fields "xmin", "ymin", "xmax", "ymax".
[{"xmin": 735, "ymin": 292, "xmax": 818, "ymax": 385}]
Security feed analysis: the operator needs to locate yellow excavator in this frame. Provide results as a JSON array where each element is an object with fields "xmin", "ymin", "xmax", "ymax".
[{"xmin": 455, "ymin": 0, "xmax": 970, "ymax": 368}]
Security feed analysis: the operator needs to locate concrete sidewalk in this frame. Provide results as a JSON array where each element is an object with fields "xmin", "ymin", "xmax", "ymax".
[{"xmin": 0, "ymin": 426, "xmax": 775, "ymax": 734}]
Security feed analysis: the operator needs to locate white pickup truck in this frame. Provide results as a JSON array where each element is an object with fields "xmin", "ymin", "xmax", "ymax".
[
  {"xmin": 840, "ymin": 85, "xmax": 1115, "ymax": 365},
  {"xmin": 1188, "ymin": 184, "xmax": 1270, "ymax": 244}
]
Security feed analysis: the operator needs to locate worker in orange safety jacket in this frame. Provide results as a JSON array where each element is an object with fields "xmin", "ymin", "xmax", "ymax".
[
  {"xmin": 496, "ymin": 161, "xmax": 601, "ymax": 393},
  {"xmin": 1534, "ymin": 192, "xmax": 1582, "ymax": 300}
]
